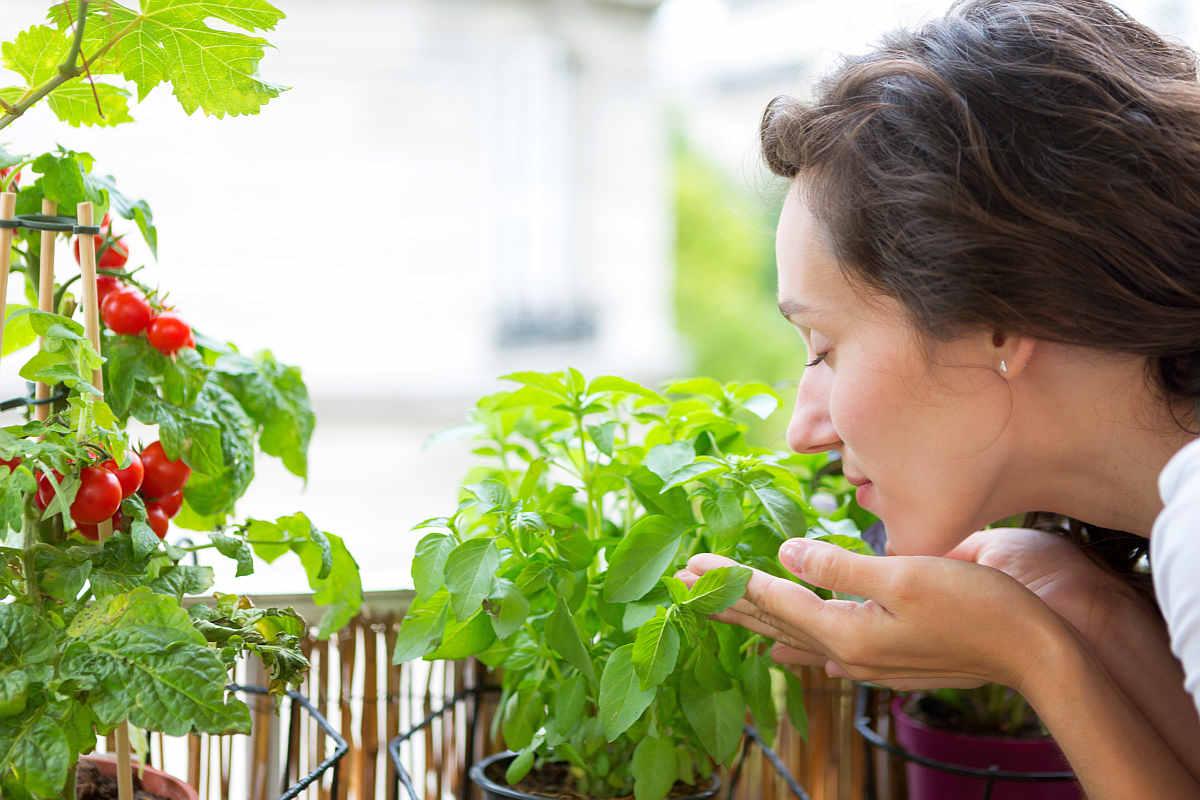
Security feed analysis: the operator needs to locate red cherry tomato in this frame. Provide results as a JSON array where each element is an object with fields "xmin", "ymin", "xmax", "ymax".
[
  {"xmin": 147, "ymin": 489, "xmax": 182, "ymax": 519},
  {"xmin": 101, "ymin": 452, "xmax": 143, "ymax": 498},
  {"xmin": 76, "ymin": 510, "xmax": 126, "ymax": 541},
  {"xmin": 147, "ymin": 313, "xmax": 192, "ymax": 356},
  {"xmin": 99, "ymin": 237, "xmax": 129, "ymax": 269},
  {"xmin": 96, "ymin": 275, "xmax": 122, "ymax": 306},
  {"xmin": 70, "ymin": 466, "xmax": 123, "ymax": 525},
  {"xmin": 139, "ymin": 442, "xmax": 190, "ymax": 499},
  {"xmin": 73, "ymin": 232, "xmax": 129, "ymax": 269},
  {"xmin": 101, "ymin": 288, "xmax": 153, "ymax": 335},
  {"xmin": 35, "ymin": 470, "xmax": 63, "ymax": 512},
  {"xmin": 146, "ymin": 506, "xmax": 169, "ymax": 539},
  {"xmin": 0, "ymin": 456, "xmax": 20, "ymax": 472},
  {"xmin": 0, "ymin": 167, "xmax": 20, "ymax": 189}
]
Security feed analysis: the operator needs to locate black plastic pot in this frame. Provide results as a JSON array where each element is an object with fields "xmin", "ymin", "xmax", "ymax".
[{"xmin": 468, "ymin": 751, "xmax": 721, "ymax": 800}]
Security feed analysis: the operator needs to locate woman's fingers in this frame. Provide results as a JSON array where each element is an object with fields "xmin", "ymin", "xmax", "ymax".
[
  {"xmin": 768, "ymin": 642, "xmax": 828, "ymax": 668},
  {"xmin": 713, "ymin": 606, "xmax": 825, "ymax": 652},
  {"xmin": 683, "ymin": 553, "xmax": 827, "ymax": 621}
]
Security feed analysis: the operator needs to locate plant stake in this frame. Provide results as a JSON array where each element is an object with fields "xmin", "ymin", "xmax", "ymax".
[{"xmin": 76, "ymin": 200, "xmax": 132, "ymax": 800}]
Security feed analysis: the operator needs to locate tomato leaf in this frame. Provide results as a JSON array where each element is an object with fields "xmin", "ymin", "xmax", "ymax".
[
  {"xmin": 215, "ymin": 350, "xmax": 314, "ymax": 480},
  {"xmin": 211, "ymin": 532, "xmax": 254, "ymax": 577},
  {"xmin": 58, "ymin": 588, "xmax": 251, "ymax": 735}
]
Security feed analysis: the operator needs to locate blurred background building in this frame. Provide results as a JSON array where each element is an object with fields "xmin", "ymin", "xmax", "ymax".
[{"xmin": 2, "ymin": 0, "xmax": 1198, "ymax": 594}]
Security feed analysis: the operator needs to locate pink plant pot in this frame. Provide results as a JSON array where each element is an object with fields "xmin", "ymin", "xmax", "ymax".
[
  {"xmin": 891, "ymin": 697, "xmax": 1082, "ymax": 800},
  {"xmin": 79, "ymin": 754, "xmax": 199, "ymax": 800}
]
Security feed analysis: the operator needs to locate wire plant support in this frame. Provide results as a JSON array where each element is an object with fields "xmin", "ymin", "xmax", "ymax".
[
  {"xmin": 853, "ymin": 684, "xmax": 1077, "ymax": 800},
  {"xmin": 387, "ymin": 685, "xmax": 812, "ymax": 800},
  {"xmin": 227, "ymin": 684, "xmax": 350, "ymax": 800}
]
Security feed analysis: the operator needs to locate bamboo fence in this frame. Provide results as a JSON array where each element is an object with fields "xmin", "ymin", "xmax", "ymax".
[{"xmin": 107, "ymin": 591, "xmax": 909, "ymax": 799}]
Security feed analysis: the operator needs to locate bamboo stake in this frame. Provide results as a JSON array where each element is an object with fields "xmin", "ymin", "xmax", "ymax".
[
  {"xmin": 338, "ymin": 621, "xmax": 357, "ymax": 800},
  {"xmin": 0, "ymin": 191, "xmax": 15, "ymax": 357},
  {"xmin": 35, "ymin": 199, "xmax": 56, "ymax": 420},
  {"xmin": 115, "ymin": 723, "xmax": 134, "ymax": 800},
  {"xmin": 384, "ymin": 616, "xmax": 400, "ymax": 800},
  {"xmin": 78, "ymin": 201, "xmax": 128, "ymax": 799},
  {"xmin": 316, "ymin": 637, "xmax": 331, "ymax": 800},
  {"xmin": 188, "ymin": 734, "xmax": 202, "ymax": 792},
  {"xmin": 362, "ymin": 620, "xmax": 380, "ymax": 799}
]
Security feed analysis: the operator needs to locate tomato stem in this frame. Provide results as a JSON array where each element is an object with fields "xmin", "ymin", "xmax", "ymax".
[{"xmin": 21, "ymin": 507, "xmax": 41, "ymax": 608}]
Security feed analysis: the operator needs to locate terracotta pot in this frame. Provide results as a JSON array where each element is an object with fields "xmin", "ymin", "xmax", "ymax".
[
  {"xmin": 468, "ymin": 751, "xmax": 720, "ymax": 800},
  {"xmin": 891, "ymin": 697, "xmax": 1082, "ymax": 800},
  {"xmin": 78, "ymin": 754, "xmax": 198, "ymax": 800}
]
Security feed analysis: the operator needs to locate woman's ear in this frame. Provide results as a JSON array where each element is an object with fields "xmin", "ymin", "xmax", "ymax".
[{"xmin": 991, "ymin": 331, "xmax": 1036, "ymax": 378}]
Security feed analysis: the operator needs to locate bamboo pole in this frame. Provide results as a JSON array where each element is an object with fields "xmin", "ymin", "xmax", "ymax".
[
  {"xmin": 316, "ymin": 637, "xmax": 331, "ymax": 800},
  {"xmin": 362, "ymin": 620, "xmax": 380, "ymax": 799},
  {"xmin": 338, "ymin": 621, "xmax": 358, "ymax": 800},
  {"xmin": 384, "ymin": 616, "xmax": 400, "ymax": 800},
  {"xmin": 0, "ymin": 191, "xmax": 15, "ymax": 357},
  {"xmin": 78, "ymin": 201, "xmax": 128, "ymax": 799}
]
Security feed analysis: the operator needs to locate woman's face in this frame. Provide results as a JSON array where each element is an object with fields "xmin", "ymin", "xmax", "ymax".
[{"xmin": 776, "ymin": 180, "xmax": 1014, "ymax": 555}]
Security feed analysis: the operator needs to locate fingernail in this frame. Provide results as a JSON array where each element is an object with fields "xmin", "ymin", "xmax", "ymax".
[{"xmin": 780, "ymin": 538, "xmax": 808, "ymax": 569}]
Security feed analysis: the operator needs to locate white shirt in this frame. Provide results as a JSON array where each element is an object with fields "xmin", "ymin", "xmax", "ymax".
[{"xmin": 1151, "ymin": 435, "xmax": 1200, "ymax": 723}]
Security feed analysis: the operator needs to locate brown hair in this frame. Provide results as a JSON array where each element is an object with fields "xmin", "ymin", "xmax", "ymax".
[{"xmin": 760, "ymin": 0, "xmax": 1200, "ymax": 597}]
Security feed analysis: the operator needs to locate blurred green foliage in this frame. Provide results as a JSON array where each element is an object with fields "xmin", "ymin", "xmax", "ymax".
[{"xmin": 670, "ymin": 130, "xmax": 802, "ymax": 444}]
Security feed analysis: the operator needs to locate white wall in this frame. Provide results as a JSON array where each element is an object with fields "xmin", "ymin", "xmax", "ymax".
[{"xmin": 0, "ymin": 0, "xmax": 678, "ymax": 593}]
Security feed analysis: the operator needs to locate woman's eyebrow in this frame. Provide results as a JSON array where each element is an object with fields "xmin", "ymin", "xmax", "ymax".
[{"xmin": 777, "ymin": 299, "xmax": 818, "ymax": 320}]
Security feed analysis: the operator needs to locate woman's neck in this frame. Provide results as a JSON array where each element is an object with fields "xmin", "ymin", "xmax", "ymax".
[{"xmin": 1009, "ymin": 350, "xmax": 1197, "ymax": 538}]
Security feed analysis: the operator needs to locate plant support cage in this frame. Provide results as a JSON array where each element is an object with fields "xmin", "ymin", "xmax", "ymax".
[{"xmin": 388, "ymin": 685, "xmax": 814, "ymax": 800}]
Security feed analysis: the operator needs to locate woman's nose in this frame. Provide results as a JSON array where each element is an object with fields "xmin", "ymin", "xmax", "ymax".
[{"xmin": 786, "ymin": 365, "xmax": 841, "ymax": 454}]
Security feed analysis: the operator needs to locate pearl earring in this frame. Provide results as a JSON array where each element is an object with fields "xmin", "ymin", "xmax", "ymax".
[{"xmin": 999, "ymin": 359, "xmax": 1008, "ymax": 374}]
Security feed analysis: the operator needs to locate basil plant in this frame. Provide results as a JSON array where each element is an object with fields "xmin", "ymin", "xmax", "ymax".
[{"xmin": 394, "ymin": 370, "xmax": 878, "ymax": 799}]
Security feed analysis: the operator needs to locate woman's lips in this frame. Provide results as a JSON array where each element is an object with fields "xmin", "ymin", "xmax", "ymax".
[{"xmin": 855, "ymin": 480, "xmax": 874, "ymax": 506}]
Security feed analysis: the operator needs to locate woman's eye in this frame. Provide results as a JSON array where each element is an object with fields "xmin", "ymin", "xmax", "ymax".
[{"xmin": 804, "ymin": 352, "xmax": 828, "ymax": 368}]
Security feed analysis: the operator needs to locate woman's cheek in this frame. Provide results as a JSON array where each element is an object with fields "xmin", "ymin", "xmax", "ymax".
[{"xmin": 829, "ymin": 362, "xmax": 900, "ymax": 461}]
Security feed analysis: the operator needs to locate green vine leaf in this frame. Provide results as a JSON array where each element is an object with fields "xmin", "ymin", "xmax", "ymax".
[
  {"xmin": 1, "ymin": 25, "xmax": 132, "ymax": 127},
  {"xmin": 47, "ymin": 0, "xmax": 288, "ymax": 119}
]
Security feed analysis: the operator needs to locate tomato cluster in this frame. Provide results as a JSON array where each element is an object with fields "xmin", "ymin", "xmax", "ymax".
[
  {"xmin": 72, "ymin": 214, "xmax": 195, "ymax": 356},
  {"xmin": 137, "ymin": 441, "xmax": 190, "ymax": 538},
  {"xmin": 0, "ymin": 166, "xmax": 20, "ymax": 190},
  {"xmin": 29, "ymin": 440, "xmax": 190, "ymax": 541}
]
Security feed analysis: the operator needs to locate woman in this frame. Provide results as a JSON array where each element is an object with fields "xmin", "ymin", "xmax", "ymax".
[{"xmin": 676, "ymin": 0, "xmax": 1200, "ymax": 796}]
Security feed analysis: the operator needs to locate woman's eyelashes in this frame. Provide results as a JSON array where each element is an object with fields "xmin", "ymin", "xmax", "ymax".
[{"xmin": 798, "ymin": 327, "xmax": 831, "ymax": 368}]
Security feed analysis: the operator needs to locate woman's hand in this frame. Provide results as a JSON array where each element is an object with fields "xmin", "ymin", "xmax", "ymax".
[
  {"xmin": 942, "ymin": 527, "xmax": 1150, "ymax": 645},
  {"xmin": 676, "ymin": 538, "xmax": 1069, "ymax": 694}
]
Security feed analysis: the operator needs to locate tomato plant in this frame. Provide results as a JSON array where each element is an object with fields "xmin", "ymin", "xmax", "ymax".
[
  {"xmin": 397, "ymin": 370, "xmax": 879, "ymax": 800},
  {"xmin": 0, "ymin": 2, "xmax": 366, "ymax": 797}
]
